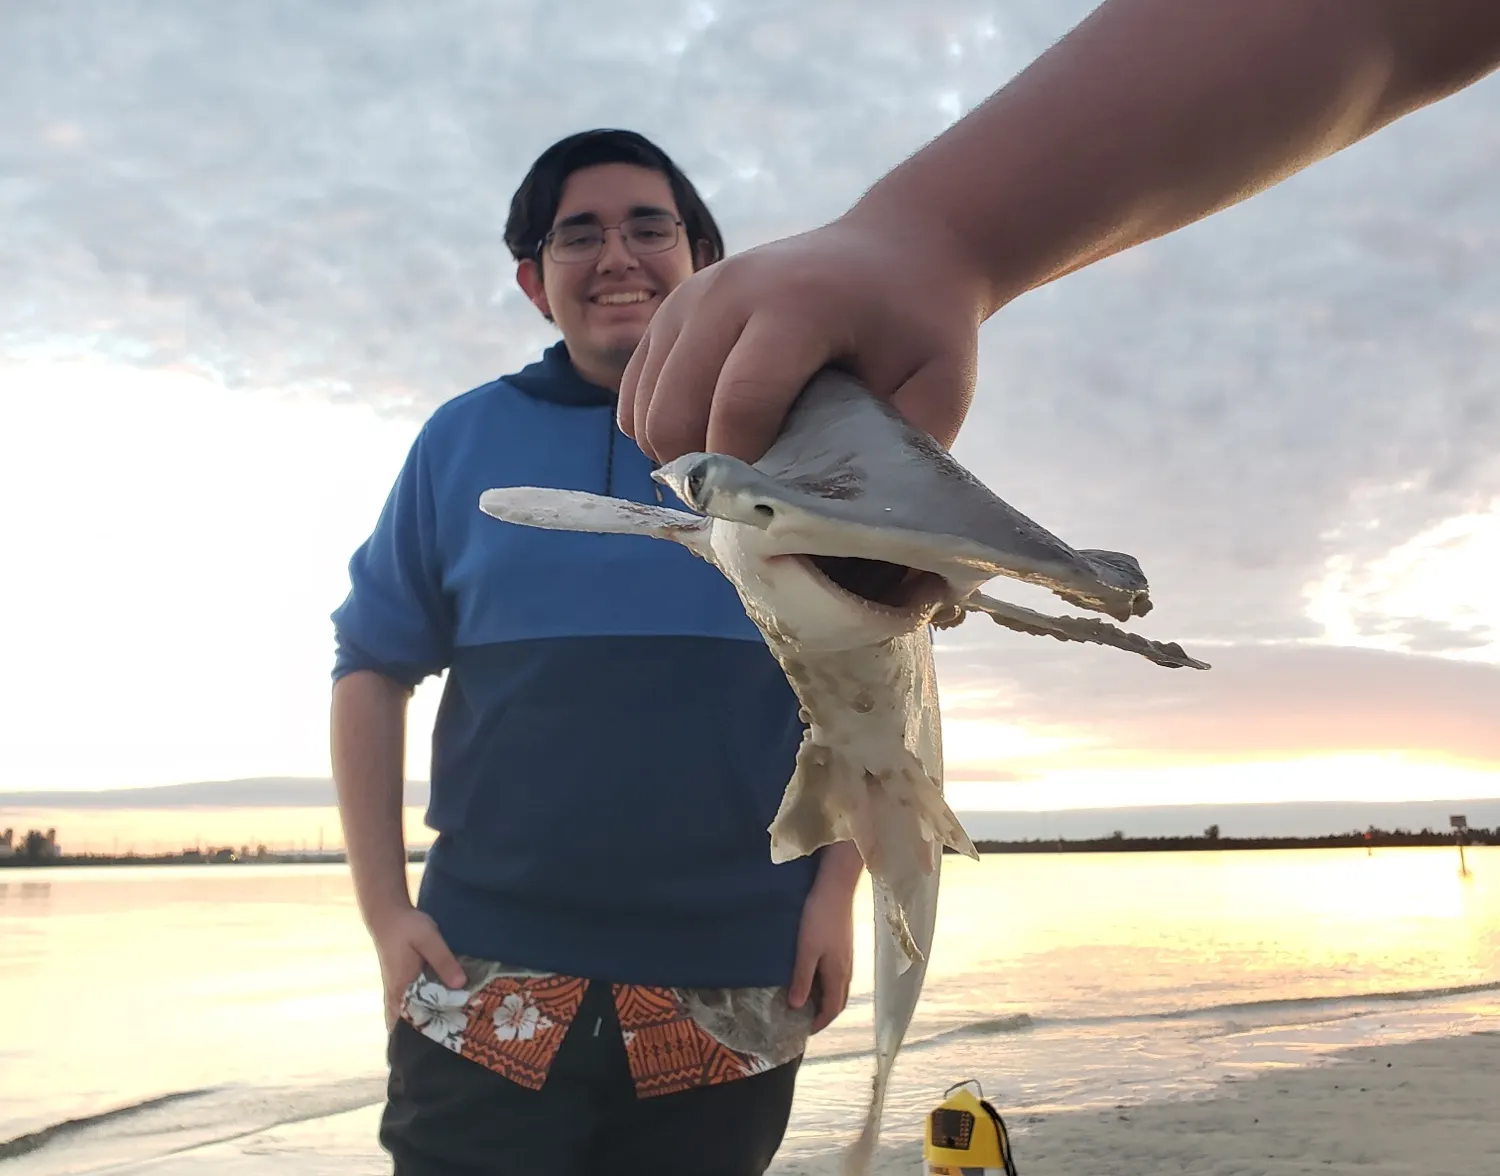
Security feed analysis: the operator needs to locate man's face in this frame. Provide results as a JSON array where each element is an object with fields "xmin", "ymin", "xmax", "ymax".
[{"xmin": 518, "ymin": 162, "xmax": 705, "ymax": 383}]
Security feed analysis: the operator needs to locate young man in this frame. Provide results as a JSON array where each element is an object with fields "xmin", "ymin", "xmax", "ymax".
[{"xmin": 329, "ymin": 129, "xmax": 863, "ymax": 1175}]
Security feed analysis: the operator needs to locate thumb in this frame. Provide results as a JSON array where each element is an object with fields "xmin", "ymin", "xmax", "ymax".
[
  {"xmin": 885, "ymin": 352, "xmax": 976, "ymax": 451},
  {"xmin": 414, "ymin": 922, "xmax": 467, "ymax": 990},
  {"xmin": 787, "ymin": 941, "xmax": 820, "ymax": 1010}
]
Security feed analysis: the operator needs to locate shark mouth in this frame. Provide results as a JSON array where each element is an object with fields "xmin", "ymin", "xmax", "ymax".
[{"xmin": 805, "ymin": 555, "xmax": 949, "ymax": 612}]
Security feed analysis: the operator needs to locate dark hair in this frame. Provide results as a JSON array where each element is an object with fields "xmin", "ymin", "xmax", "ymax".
[{"xmin": 504, "ymin": 129, "xmax": 725, "ymax": 270}]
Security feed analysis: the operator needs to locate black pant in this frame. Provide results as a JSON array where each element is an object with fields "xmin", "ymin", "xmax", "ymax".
[{"xmin": 380, "ymin": 978, "xmax": 802, "ymax": 1175}]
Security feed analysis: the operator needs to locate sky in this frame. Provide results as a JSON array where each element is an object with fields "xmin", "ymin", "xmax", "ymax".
[{"xmin": 2, "ymin": 0, "xmax": 1499, "ymax": 814}]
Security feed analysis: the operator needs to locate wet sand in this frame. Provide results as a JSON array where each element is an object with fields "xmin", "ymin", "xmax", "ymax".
[
  {"xmin": 774, "ymin": 1031, "xmax": 1500, "ymax": 1175},
  {"xmin": 64, "ymin": 1031, "xmax": 1500, "ymax": 1174}
]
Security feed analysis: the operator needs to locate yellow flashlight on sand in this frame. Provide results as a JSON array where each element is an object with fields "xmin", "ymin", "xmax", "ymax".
[{"xmin": 922, "ymin": 1079, "xmax": 1019, "ymax": 1175}]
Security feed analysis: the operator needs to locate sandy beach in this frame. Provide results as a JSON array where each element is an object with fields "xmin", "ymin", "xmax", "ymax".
[
  {"xmin": 770, "ymin": 1031, "xmax": 1500, "ymax": 1176},
  {"xmin": 50, "ymin": 1029, "xmax": 1491, "ymax": 1175}
]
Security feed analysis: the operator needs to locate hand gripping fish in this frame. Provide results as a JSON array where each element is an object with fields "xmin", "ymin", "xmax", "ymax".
[{"xmin": 478, "ymin": 368, "xmax": 1208, "ymax": 1173}]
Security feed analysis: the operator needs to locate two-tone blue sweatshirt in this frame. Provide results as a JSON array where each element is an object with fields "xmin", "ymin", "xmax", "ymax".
[{"xmin": 330, "ymin": 343, "xmax": 818, "ymax": 988}]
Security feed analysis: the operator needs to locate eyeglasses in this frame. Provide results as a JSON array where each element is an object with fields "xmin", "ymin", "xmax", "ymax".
[{"xmin": 540, "ymin": 214, "xmax": 684, "ymax": 264}]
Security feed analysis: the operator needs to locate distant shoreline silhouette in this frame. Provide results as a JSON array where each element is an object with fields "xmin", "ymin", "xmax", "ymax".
[{"xmin": 1, "ymin": 824, "xmax": 1491, "ymax": 869}]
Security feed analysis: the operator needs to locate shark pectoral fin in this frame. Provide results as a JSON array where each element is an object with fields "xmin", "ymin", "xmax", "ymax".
[
  {"xmin": 769, "ymin": 734, "xmax": 971, "ymax": 976},
  {"xmin": 767, "ymin": 738, "xmax": 859, "ymax": 863},
  {"xmin": 902, "ymin": 769, "xmax": 980, "ymax": 864},
  {"xmin": 962, "ymin": 590, "xmax": 1211, "ymax": 671},
  {"xmin": 766, "ymin": 747, "xmax": 927, "ymax": 973},
  {"xmin": 477, "ymin": 487, "xmax": 712, "ymax": 557},
  {"xmin": 769, "ymin": 738, "xmax": 977, "ymax": 869},
  {"xmin": 870, "ymin": 749, "xmax": 978, "ymax": 865}
]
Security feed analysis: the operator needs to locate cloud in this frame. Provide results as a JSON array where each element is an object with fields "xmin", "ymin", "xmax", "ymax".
[
  {"xmin": 1, "ymin": 0, "xmax": 1066, "ymax": 398},
  {"xmin": 4, "ymin": 0, "xmax": 1499, "ymax": 768},
  {"xmin": 951, "ymin": 100, "xmax": 1500, "ymax": 641},
  {"xmin": 934, "ymin": 627, "xmax": 1500, "ymax": 768},
  {"xmin": 1356, "ymin": 614, "xmax": 1495, "ymax": 655}
]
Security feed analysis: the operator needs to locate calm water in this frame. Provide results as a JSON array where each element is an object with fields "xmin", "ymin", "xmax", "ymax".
[{"xmin": 2, "ymin": 849, "xmax": 1498, "ymax": 1172}]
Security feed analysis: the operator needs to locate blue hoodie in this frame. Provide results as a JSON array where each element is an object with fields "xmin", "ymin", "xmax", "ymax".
[{"xmin": 330, "ymin": 344, "xmax": 818, "ymax": 988}]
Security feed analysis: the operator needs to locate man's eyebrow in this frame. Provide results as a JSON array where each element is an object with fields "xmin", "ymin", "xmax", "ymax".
[{"xmin": 551, "ymin": 204, "xmax": 677, "ymax": 229}]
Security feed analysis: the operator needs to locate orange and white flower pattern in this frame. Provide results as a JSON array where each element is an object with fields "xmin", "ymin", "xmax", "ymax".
[
  {"xmin": 493, "ymin": 991, "xmax": 553, "ymax": 1041},
  {"xmin": 398, "ymin": 958, "xmax": 812, "ymax": 1098},
  {"xmin": 404, "ymin": 978, "xmax": 470, "ymax": 1051}
]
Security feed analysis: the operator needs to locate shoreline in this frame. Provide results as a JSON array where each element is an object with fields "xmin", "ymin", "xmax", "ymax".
[
  {"xmin": 15, "ymin": 1028, "xmax": 1495, "ymax": 1174},
  {"xmin": 1, "ymin": 830, "xmax": 1492, "ymax": 869},
  {"xmin": 770, "ymin": 1028, "xmax": 1500, "ymax": 1175}
]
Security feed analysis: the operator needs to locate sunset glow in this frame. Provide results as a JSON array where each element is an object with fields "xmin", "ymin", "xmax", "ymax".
[{"xmin": 3, "ymin": 357, "xmax": 1498, "ymax": 820}]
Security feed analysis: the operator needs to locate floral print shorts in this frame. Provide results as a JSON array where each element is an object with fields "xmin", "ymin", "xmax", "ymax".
[{"xmin": 400, "ymin": 956, "xmax": 813, "ymax": 1097}]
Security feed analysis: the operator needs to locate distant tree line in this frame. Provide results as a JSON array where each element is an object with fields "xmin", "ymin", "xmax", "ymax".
[
  {"xmin": 6, "ymin": 822, "xmax": 1495, "ymax": 868},
  {"xmin": 963, "ymin": 824, "xmax": 1498, "ymax": 854},
  {"xmin": 0, "ymin": 828, "xmax": 61, "ymax": 861}
]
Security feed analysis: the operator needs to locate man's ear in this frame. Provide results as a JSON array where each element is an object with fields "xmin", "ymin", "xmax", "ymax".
[
  {"xmin": 516, "ymin": 259, "xmax": 554, "ymax": 323},
  {"xmin": 692, "ymin": 239, "xmax": 718, "ymax": 272}
]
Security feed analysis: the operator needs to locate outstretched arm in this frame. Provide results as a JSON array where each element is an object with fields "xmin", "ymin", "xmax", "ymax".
[
  {"xmin": 857, "ymin": 0, "xmax": 1500, "ymax": 310},
  {"xmin": 620, "ymin": 0, "xmax": 1500, "ymax": 464}
]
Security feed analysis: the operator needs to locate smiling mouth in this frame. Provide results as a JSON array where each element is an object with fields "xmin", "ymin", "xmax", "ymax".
[
  {"xmin": 591, "ymin": 291, "xmax": 655, "ymax": 306},
  {"xmin": 801, "ymin": 555, "xmax": 948, "ymax": 611}
]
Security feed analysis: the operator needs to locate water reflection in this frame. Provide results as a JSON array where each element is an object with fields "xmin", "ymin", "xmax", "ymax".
[
  {"xmin": 0, "ymin": 850, "xmax": 1495, "ymax": 1154},
  {"xmin": 0, "ymin": 879, "xmax": 54, "ymax": 905}
]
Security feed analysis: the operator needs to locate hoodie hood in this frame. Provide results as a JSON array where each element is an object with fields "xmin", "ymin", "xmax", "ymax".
[
  {"xmin": 500, "ymin": 341, "xmax": 650, "ymax": 498},
  {"xmin": 502, "ymin": 342, "xmax": 617, "ymax": 408}
]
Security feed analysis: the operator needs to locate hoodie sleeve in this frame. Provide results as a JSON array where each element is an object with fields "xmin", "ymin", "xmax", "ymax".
[{"xmin": 330, "ymin": 424, "xmax": 454, "ymax": 687}]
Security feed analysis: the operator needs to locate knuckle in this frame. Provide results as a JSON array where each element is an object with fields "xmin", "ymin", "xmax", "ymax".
[{"xmin": 717, "ymin": 374, "xmax": 785, "ymax": 405}]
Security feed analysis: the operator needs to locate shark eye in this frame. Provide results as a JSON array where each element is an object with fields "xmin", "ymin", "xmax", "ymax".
[{"xmin": 684, "ymin": 462, "xmax": 708, "ymax": 506}]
